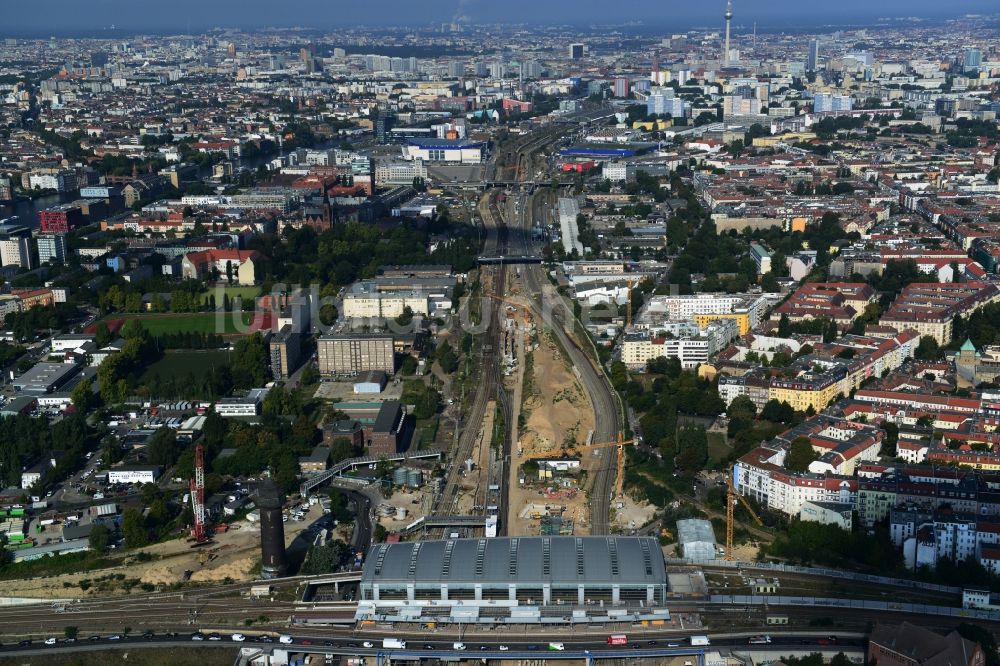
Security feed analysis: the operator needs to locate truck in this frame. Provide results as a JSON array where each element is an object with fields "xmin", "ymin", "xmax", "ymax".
[
  {"xmin": 548, "ymin": 643, "xmax": 565, "ymax": 651},
  {"xmin": 383, "ymin": 638, "xmax": 406, "ymax": 649},
  {"xmin": 452, "ymin": 642, "xmax": 466, "ymax": 651},
  {"xmin": 607, "ymin": 634, "xmax": 628, "ymax": 646},
  {"xmin": 690, "ymin": 636, "xmax": 711, "ymax": 646},
  {"xmin": 748, "ymin": 635, "xmax": 772, "ymax": 645}
]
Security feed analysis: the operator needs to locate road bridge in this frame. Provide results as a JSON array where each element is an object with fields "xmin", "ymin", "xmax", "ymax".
[
  {"xmin": 476, "ymin": 254, "xmax": 543, "ymax": 265},
  {"xmin": 300, "ymin": 449, "xmax": 443, "ymax": 495}
]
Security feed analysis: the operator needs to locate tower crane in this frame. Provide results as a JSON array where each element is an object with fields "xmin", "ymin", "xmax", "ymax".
[
  {"xmin": 523, "ymin": 433, "xmax": 635, "ymax": 499},
  {"xmin": 725, "ymin": 473, "xmax": 762, "ymax": 561}
]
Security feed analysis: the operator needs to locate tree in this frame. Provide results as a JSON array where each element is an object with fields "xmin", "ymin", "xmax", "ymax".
[
  {"xmin": 71, "ymin": 379, "xmax": 94, "ymax": 412},
  {"xmin": 146, "ymin": 428, "xmax": 179, "ymax": 467},
  {"xmin": 786, "ymin": 436, "xmax": 818, "ymax": 472},
  {"xmin": 395, "ymin": 306, "xmax": 414, "ymax": 327},
  {"xmin": 94, "ymin": 322, "xmax": 113, "ymax": 348},
  {"xmin": 760, "ymin": 399, "xmax": 796, "ymax": 424},
  {"xmin": 777, "ymin": 313, "xmax": 791, "ymax": 337},
  {"xmin": 88, "ymin": 523, "xmax": 111, "ymax": 552},
  {"xmin": 64, "ymin": 626, "xmax": 79, "ymax": 640},
  {"xmin": 121, "ymin": 508, "xmax": 148, "ymax": 549},
  {"xmin": 300, "ymin": 541, "xmax": 347, "ymax": 574},
  {"xmin": 915, "ymin": 335, "xmax": 941, "ymax": 361},
  {"xmin": 225, "ymin": 260, "xmax": 234, "ymax": 285},
  {"xmin": 437, "ymin": 341, "xmax": 459, "ymax": 374},
  {"xmin": 231, "ymin": 333, "xmax": 269, "ymax": 388}
]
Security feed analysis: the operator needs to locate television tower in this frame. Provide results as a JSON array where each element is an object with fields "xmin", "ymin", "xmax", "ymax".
[{"xmin": 723, "ymin": 0, "xmax": 733, "ymax": 67}]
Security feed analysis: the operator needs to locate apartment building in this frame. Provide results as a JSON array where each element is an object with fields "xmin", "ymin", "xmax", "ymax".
[
  {"xmin": 269, "ymin": 325, "xmax": 302, "ymax": 379},
  {"xmin": 635, "ymin": 293, "xmax": 768, "ymax": 336},
  {"xmin": 317, "ymin": 334, "xmax": 395, "ymax": 376},
  {"xmin": 881, "ymin": 282, "xmax": 999, "ymax": 345},
  {"xmin": 621, "ymin": 319, "xmax": 738, "ymax": 369}
]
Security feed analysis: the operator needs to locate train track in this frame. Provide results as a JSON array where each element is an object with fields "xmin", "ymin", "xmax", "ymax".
[
  {"xmin": 504, "ymin": 133, "xmax": 624, "ymax": 535},
  {"xmin": 433, "ymin": 192, "xmax": 510, "ymax": 527}
]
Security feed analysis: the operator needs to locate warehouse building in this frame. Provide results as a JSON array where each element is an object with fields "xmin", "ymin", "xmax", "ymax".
[{"xmin": 356, "ymin": 536, "xmax": 669, "ymax": 624}]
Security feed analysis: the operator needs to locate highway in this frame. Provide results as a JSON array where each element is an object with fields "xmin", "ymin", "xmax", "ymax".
[{"xmin": 0, "ymin": 629, "xmax": 867, "ymax": 660}]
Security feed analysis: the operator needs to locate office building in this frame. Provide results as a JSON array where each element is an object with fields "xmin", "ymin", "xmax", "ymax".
[
  {"xmin": 357, "ymin": 536, "xmax": 669, "ymax": 625},
  {"xmin": 376, "ymin": 113, "xmax": 396, "ymax": 144},
  {"xmin": 964, "ymin": 47, "xmax": 982, "ymax": 73},
  {"xmin": 569, "ymin": 43, "xmax": 585, "ymax": 60},
  {"xmin": 317, "ymin": 334, "xmax": 395, "ymax": 376},
  {"xmin": 36, "ymin": 234, "xmax": 67, "ymax": 265},
  {"xmin": 750, "ymin": 242, "xmax": 772, "ymax": 275},
  {"xmin": 0, "ymin": 176, "xmax": 12, "ymax": 202},
  {"xmin": 39, "ymin": 205, "xmax": 84, "ymax": 233},
  {"xmin": 0, "ymin": 226, "xmax": 33, "ymax": 269},
  {"xmin": 807, "ymin": 39, "xmax": 820, "ymax": 71}
]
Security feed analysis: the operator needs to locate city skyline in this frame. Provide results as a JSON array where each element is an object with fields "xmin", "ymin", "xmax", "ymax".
[{"xmin": 2, "ymin": 0, "xmax": 999, "ymax": 34}]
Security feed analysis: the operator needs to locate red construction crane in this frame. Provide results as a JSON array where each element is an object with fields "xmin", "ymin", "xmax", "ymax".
[{"xmin": 190, "ymin": 443, "xmax": 208, "ymax": 544}]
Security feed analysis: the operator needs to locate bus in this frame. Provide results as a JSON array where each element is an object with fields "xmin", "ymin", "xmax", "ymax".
[{"xmin": 607, "ymin": 634, "xmax": 628, "ymax": 646}]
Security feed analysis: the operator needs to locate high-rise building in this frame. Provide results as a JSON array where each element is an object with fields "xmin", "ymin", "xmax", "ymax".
[
  {"xmin": 0, "ymin": 176, "xmax": 12, "ymax": 202},
  {"xmin": 448, "ymin": 60, "xmax": 465, "ymax": 78},
  {"xmin": 647, "ymin": 87, "xmax": 686, "ymax": 118},
  {"xmin": 489, "ymin": 61, "xmax": 506, "ymax": 79},
  {"xmin": 813, "ymin": 92, "xmax": 853, "ymax": 113},
  {"xmin": 964, "ymin": 47, "xmax": 982, "ymax": 73},
  {"xmin": 474, "ymin": 62, "xmax": 489, "ymax": 77},
  {"xmin": 569, "ymin": 43, "xmax": 585, "ymax": 60},
  {"xmin": 269, "ymin": 325, "xmax": 302, "ymax": 379},
  {"xmin": 376, "ymin": 112, "xmax": 396, "ymax": 145},
  {"xmin": 614, "ymin": 76, "xmax": 631, "ymax": 98},
  {"xmin": 807, "ymin": 39, "xmax": 820, "ymax": 72},
  {"xmin": 0, "ymin": 226, "xmax": 33, "ymax": 270},
  {"xmin": 36, "ymin": 233, "xmax": 67, "ymax": 265}
]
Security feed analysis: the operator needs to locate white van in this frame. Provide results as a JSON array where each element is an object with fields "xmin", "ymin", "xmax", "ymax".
[
  {"xmin": 278, "ymin": 635, "xmax": 293, "ymax": 644},
  {"xmin": 453, "ymin": 642, "xmax": 466, "ymax": 651}
]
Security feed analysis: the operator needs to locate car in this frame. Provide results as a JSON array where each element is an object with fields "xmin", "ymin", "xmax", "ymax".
[
  {"xmin": 62, "ymin": 638, "xmax": 76, "ymax": 644},
  {"xmin": 631, "ymin": 643, "xmax": 640, "ymax": 649},
  {"xmin": 260, "ymin": 636, "xmax": 274, "ymax": 643},
  {"xmin": 231, "ymin": 634, "xmax": 246, "ymax": 642},
  {"xmin": 362, "ymin": 642, "xmax": 374, "ymax": 648},
  {"xmin": 88, "ymin": 636, "xmax": 101, "ymax": 642},
  {"xmin": 165, "ymin": 632, "xmax": 178, "ymax": 638},
  {"xmin": 667, "ymin": 642, "xmax": 681, "ymax": 648},
  {"xmin": 323, "ymin": 640, "xmax": 334, "ymax": 647},
  {"xmin": 527, "ymin": 644, "xmax": 539, "ymax": 651},
  {"xmin": 424, "ymin": 644, "xmax": 434, "ymax": 650},
  {"xmin": 108, "ymin": 635, "xmax": 121, "ymax": 641},
  {"xmin": 142, "ymin": 631, "xmax": 155, "ymax": 639},
  {"xmin": 208, "ymin": 634, "xmax": 222, "ymax": 641},
  {"xmin": 18, "ymin": 640, "xmax": 31, "ymax": 647},
  {"xmin": 828, "ymin": 636, "xmax": 839, "ymax": 643},
  {"xmin": 648, "ymin": 640, "xmax": 658, "ymax": 646},
  {"xmin": 44, "ymin": 638, "xmax": 57, "ymax": 646},
  {"xmin": 499, "ymin": 645, "xmax": 509, "ymax": 651},
  {"xmin": 301, "ymin": 639, "xmax": 313, "ymax": 646},
  {"xmin": 191, "ymin": 633, "xmax": 205, "ymax": 641},
  {"xmin": 480, "ymin": 645, "xmax": 489, "ymax": 651}
]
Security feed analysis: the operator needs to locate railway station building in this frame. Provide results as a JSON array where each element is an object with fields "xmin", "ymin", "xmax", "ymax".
[{"xmin": 356, "ymin": 536, "xmax": 670, "ymax": 624}]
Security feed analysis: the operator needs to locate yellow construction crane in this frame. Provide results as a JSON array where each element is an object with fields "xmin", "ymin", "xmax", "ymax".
[
  {"xmin": 524, "ymin": 433, "xmax": 635, "ymax": 499},
  {"xmin": 725, "ymin": 474, "xmax": 763, "ymax": 561}
]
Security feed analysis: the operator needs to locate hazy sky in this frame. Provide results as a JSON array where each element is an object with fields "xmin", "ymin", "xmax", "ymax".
[{"xmin": 2, "ymin": 0, "xmax": 998, "ymax": 33}]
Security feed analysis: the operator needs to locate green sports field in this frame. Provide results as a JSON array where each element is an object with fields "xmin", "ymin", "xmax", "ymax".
[{"xmin": 94, "ymin": 311, "xmax": 274, "ymax": 336}]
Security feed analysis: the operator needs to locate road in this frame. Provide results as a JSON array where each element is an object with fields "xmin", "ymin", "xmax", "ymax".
[{"xmin": 0, "ymin": 633, "xmax": 867, "ymax": 660}]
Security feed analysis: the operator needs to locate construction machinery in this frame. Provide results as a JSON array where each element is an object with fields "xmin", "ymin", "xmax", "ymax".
[
  {"xmin": 725, "ymin": 473, "xmax": 762, "ymax": 561},
  {"xmin": 190, "ymin": 443, "xmax": 208, "ymax": 544},
  {"xmin": 523, "ymin": 433, "xmax": 635, "ymax": 499}
]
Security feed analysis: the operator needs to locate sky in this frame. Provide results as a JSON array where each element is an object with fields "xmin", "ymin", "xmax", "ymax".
[{"xmin": 2, "ymin": 0, "xmax": 998, "ymax": 34}]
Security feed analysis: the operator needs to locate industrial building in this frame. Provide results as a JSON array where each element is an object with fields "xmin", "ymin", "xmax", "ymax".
[
  {"xmin": 676, "ymin": 519, "xmax": 718, "ymax": 561},
  {"xmin": 356, "ymin": 536, "xmax": 669, "ymax": 624},
  {"xmin": 317, "ymin": 334, "xmax": 395, "ymax": 376},
  {"xmin": 13, "ymin": 362, "xmax": 81, "ymax": 395}
]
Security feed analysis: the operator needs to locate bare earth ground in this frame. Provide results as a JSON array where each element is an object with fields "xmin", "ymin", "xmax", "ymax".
[
  {"xmin": 0, "ymin": 647, "xmax": 235, "ymax": 666},
  {"xmin": 2, "ymin": 505, "xmax": 324, "ymax": 599},
  {"xmin": 505, "ymin": 288, "xmax": 597, "ymax": 537}
]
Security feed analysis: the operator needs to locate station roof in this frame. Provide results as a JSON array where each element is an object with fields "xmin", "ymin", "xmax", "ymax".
[{"xmin": 361, "ymin": 536, "xmax": 666, "ymax": 587}]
